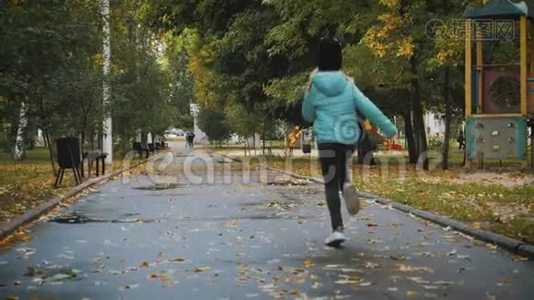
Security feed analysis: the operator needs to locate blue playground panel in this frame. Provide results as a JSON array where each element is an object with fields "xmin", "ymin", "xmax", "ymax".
[{"xmin": 466, "ymin": 116, "xmax": 527, "ymax": 161}]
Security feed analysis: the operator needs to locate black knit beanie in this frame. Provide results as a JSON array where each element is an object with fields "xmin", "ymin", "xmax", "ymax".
[{"xmin": 317, "ymin": 38, "xmax": 342, "ymax": 71}]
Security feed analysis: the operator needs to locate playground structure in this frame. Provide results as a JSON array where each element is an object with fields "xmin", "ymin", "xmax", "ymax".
[
  {"xmin": 285, "ymin": 126, "xmax": 302, "ymax": 157},
  {"xmin": 463, "ymin": 0, "xmax": 534, "ymax": 169}
]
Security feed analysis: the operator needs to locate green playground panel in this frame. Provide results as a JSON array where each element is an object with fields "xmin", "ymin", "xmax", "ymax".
[{"xmin": 466, "ymin": 116, "xmax": 527, "ymax": 160}]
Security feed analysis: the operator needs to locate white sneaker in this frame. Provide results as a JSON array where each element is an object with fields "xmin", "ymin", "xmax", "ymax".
[
  {"xmin": 325, "ymin": 229, "xmax": 346, "ymax": 247},
  {"xmin": 343, "ymin": 183, "xmax": 360, "ymax": 215}
]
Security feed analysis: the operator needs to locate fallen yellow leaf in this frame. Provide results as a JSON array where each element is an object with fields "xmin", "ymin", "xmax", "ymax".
[
  {"xmin": 140, "ymin": 261, "xmax": 150, "ymax": 268},
  {"xmin": 303, "ymin": 259, "xmax": 315, "ymax": 269},
  {"xmin": 406, "ymin": 290, "xmax": 418, "ymax": 297},
  {"xmin": 193, "ymin": 266, "xmax": 210, "ymax": 273},
  {"xmin": 149, "ymin": 273, "xmax": 171, "ymax": 281},
  {"xmin": 396, "ymin": 264, "xmax": 434, "ymax": 274}
]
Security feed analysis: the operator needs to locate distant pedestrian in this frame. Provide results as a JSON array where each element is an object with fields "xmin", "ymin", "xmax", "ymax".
[
  {"xmin": 457, "ymin": 130, "xmax": 465, "ymax": 150},
  {"xmin": 185, "ymin": 131, "xmax": 195, "ymax": 148},
  {"xmin": 189, "ymin": 132, "xmax": 195, "ymax": 148},
  {"xmin": 185, "ymin": 132, "xmax": 191, "ymax": 148},
  {"xmin": 302, "ymin": 37, "xmax": 398, "ymax": 247}
]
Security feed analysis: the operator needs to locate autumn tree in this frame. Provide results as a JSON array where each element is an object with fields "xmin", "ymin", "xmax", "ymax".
[
  {"xmin": 1, "ymin": 0, "xmax": 179, "ymax": 170},
  {"xmin": 139, "ymin": 0, "xmax": 493, "ymax": 169},
  {"xmin": 0, "ymin": 0, "xmax": 103, "ymax": 168}
]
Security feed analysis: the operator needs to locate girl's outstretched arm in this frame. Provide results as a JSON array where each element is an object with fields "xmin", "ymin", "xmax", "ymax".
[{"xmin": 352, "ymin": 84, "xmax": 397, "ymax": 138}]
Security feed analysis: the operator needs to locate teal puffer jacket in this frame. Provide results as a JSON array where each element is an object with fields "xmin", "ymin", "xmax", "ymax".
[{"xmin": 302, "ymin": 71, "xmax": 397, "ymax": 145}]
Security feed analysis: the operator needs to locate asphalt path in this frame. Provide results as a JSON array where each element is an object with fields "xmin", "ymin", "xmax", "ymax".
[{"xmin": 1, "ymin": 144, "xmax": 533, "ymax": 299}]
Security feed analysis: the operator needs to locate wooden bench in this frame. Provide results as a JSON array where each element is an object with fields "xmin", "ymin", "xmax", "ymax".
[
  {"xmin": 81, "ymin": 150, "xmax": 108, "ymax": 177},
  {"xmin": 155, "ymin": 141, "xmax": 168, "ymax": 150},
  {"xmin": 147, "ymin": 143, "xmax": 157, "ymax": 155},
  {"xmin": 133, "ymin": 142, "xmax": 150, "ymax": 159}
]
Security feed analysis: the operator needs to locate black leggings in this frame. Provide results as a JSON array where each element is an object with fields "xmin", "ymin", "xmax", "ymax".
[{"xmin": 318, "ymin": 143, "xmax": 355, "ymax": 231}]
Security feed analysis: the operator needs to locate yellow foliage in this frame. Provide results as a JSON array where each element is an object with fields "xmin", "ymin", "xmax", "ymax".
[
  {"xmin": 436, "ymin": 49, "xmax": 456, "ymax": 65},
  {"xmin": 397, "ymin": 37, "xmax": 415, "ymax": 59},
  {"xmin": 377, "ymin": 13, "xmax": 401, "ymax": 32},
  {"xmin": 363, "ymin": 12, "xmax": 413, "ymax": 59},
  {"xmin": 379, "ymin": 0, "xmax": 400, "ymax": 9},
  {"xmin": 9, "ymin": 0, "xmax": 26, "ymax": 6},
  {"xmin": 187, "ymin": 40, "xmax": 223, "ymax": 108},
  {"xmin": 432, "ymin": 23, "xmax": 464, "ymax": 67},
  {"xmin": 363, "ymin": 29, "xmax": 390, "ymax": 58}
]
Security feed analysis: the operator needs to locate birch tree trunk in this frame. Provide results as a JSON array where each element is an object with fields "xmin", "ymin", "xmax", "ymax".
[{"xmin": 13, "ymin": 102, "xmax": 27, "ymax": 161}]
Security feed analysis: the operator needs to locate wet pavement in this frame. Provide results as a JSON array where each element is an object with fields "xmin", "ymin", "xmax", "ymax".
[{"xmin": 1, "ymin": 145, "xmax": 534, "ymax": 299}]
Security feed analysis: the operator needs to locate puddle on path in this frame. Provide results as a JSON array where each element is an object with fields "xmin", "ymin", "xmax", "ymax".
[
  {"xmin": 133, "ymin": 183, "xmax": 186, "ymax": 191},
  {"xmin": 49, "ymin": 212, "xmax": 154, "ymax": 224},
  {"xmin": 266, "ymin": 180, "xmax": 309, "ymax": 186}
]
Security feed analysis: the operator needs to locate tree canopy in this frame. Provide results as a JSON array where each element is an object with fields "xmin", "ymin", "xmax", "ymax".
[
  {"xmin": 137, "ymin": 0, "xmax": 487, "ymax": 166},
  {"xmin": 0, "ymin": 0, "xmax": 190, "ymax": 164},
  {"xmin": 2, "ymin": 0, "xmax": 520, "ymax": 169}
]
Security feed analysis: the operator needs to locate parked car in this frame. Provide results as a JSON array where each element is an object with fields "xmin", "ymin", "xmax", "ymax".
[{"xmin": 165, "ymin": 128, "xmax": 186, "ymax": 139}]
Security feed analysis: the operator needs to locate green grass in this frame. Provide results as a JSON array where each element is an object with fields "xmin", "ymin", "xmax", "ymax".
[
  {"xmin": 0, "ymin": 147, "xmax": 50, "ymax": 163},
  {"xmin": 165, "ymin": 136, "xmax": 185, "ymax": 142}
]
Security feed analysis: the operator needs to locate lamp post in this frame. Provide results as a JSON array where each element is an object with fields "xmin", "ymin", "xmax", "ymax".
[{"xmin": 100, "ymin": 0, "xmax": 112, "ymax": 165}]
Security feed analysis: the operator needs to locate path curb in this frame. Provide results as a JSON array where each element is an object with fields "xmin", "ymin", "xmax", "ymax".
[
  {"xmin": 0, "ymin": 159, "xmax": 149, "ymax": 240},
  {"xmin": 213, "ymin": 152, "xmax": 534, "ymax": 259}
]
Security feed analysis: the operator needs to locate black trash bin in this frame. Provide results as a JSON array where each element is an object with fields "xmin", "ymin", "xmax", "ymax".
[
  {"xmin": 55, "ymin": 137, "xmax": 82, "ymax": 186},
  {"xmin": 302, "ymin": 143, "xmax": 312, "ymax": 154},
  {"xmin": 302, "ymin": 129, "xmax": 313, "ymax": 156}
]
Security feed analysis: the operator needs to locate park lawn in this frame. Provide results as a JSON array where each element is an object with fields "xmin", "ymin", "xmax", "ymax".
[
  {"xmin": 0, "ymin": 148, "xmax": 71, "ymax": 225},
  {"xmin": 353, "ymin": 169, "xmax": 534, "ymax": 245},
  {"xmin": 261, "ymin": 154, "xmax": 534, "ymax": 244},
  {"xmin": 0, "ymin": 147, "xmax": 145, "ymax": 226},
  {"xmin": 165, "ymin": 136, "xmax": 185, "ymax": 142}
]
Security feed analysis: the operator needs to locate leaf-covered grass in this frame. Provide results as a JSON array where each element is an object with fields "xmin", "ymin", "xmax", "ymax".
[
  {"xmin": 0, "ymin": 147, "xmax": 145, "ymax": 225},
  {"xmin": 262, "ymin": 155, "xmax": 534, "ymax": 244},
  {"xmin": 0, "ymin": 148, "xmax": 70, "ymax": 224},
  {"xmin": 354, "ymin": 172, "xmax": 534, "ymax": 244}
]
